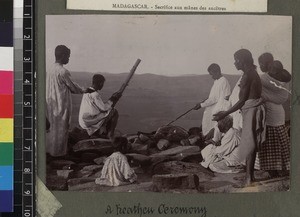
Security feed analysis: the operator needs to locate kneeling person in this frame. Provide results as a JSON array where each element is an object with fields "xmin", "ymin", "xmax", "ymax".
[
  {"xmin": 201, "ymin": 115, "xmax": 242, "ymax": 173},
  {"xmin": 79, "ymin": 74, "xmax": 121, "ymax": 139}
]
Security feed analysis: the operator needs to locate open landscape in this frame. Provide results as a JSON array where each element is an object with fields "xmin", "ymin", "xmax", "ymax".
[
  {"xmin": 70, "ymin": 71, "xmax": 290, "ymax": 134},
  {"xmin": 70, "ymin": 72, "xmax": 241, "ymax": 134}
]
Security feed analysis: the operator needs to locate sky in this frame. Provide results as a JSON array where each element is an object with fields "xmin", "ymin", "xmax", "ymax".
[{"xmin": 46, "ymin": 15, "xmax": 292, "ymax": 76}]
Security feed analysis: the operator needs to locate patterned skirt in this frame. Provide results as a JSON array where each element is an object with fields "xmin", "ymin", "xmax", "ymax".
[{"xmin": 259, "ymin": 125, "xmax": 290, "ymax": 171}]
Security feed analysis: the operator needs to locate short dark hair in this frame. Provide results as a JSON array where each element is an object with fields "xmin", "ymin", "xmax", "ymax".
[
  {"xmin": 92, "ymin": 74, "xmax": 105, "ymax": 85},
  {"xmin": 258, "ymin": 52, "xmax": 274, "ymax": 64},
  {"xmin": 55, "ymin": 45, "xmax": 70, "ymax": 60},
  {"xmin": 207, "ymin": 63, "xmax": 221, "ymax": 73},
  {"xmin": 113, "ymin": 136, "xmax": 128, "ymax": 153},
  {"xmin": 217, "ymin": 115, "xmax": 233, "ymax": 132},
  {"xmin": 234, "ymin": 49, "xmax": 254, "ymax": 66}
]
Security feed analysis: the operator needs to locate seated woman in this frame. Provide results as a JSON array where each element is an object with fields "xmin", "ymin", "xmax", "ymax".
[
  {"xmin": 95, "ymin": 137, "xmax": 137, "ymax": 186},
  {"xmin": 200, "ymin": 115, "xmax": 243, "ymax": 173}
]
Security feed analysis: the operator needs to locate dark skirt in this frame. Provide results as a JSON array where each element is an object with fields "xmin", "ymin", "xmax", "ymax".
[{"xmin": 259, "ymin": 125, "xmax": 290, "ymax": 170}]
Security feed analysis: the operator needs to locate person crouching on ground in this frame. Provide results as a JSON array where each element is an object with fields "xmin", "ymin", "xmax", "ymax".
[
  {"xmin": 95, "ymin": 137, "xmax": 137, "ymax": 186},
  {"xmin": 201, "ymin": 115, "xmax": 242, "ymax": 173},
  {"xmin": 79, "ymin": 74, "xmax": 121, "ymax": 140}
]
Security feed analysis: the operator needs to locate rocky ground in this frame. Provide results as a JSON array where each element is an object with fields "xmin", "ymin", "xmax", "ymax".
[{"xmin": 46, "ymin": 127, "xmax": 290, "ymax": 193}]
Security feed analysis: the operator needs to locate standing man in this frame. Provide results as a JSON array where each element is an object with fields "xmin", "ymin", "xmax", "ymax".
[
  {"xmin": 213, "ymin": 49, "xmax": 266, "ymax": 187},
  {"xmin": 194, "ymin": 63, "xmax": 231, "ymax": 141},
  {"xmin": 46, "ymin": 45, "xmax": 85, "ymax": 157}
]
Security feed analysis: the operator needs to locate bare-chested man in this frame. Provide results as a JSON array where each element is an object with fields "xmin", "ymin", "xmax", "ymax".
[{"xmin": 213, "ymin": 49, "xmax": 265, "ymax": 187}]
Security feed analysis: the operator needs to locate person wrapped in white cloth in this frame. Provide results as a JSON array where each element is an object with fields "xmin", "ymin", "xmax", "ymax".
[
  {"xmin": 78, "ymin": 74, "xmax": 121, "ymax": 139},
  {"xmin": 95, "ymin": 137, "xmax": 137, "ymax": 186},
  {"xmin": 194, "ymin": 63, "xmax": 231, "ymax": 142},
  {"xmin": 200, "ymin": 115, "xmax": 243, "ymax": 173}
]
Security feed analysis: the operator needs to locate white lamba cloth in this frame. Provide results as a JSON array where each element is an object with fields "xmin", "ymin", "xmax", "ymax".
[
  {"xmin": 79, "ymin": 90, "xmax": 113, "ymax": 136},
  {"xmin": 46, "ymin": 63, "xmax": 84, "ymax": 157},
  {"xmin": 95, "ymin": 152, "xmax": 137, "ymax": 186},
  {"xmin": 200, "ymin": 76, "xmax": 231, "ymax": 136}
]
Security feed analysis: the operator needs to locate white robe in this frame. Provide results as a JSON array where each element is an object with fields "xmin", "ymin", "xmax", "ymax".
[
  {"xmin": 46, "ymin": 63, "xmax": 84, "ymax": 157},
  {"xmin": 95, "ymin": 152, "xmax": 137, "ymax": 186},
  {"xmin": 229, "ymin": 75, "xmax": 243, "ymax": 131},
  {"xmin": 79, "ymin": 89, "xmax": 113, "ymax": 136},
  {"xmin": 201, "ymin": 76, "xmax": 231, "ymax": 136},
  {"xmin": 201, "ymin": 128, "xmax": 241, "ymax": 171}
]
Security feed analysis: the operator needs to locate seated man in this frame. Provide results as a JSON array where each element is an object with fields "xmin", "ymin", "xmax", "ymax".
[
  {"xmin": 78, "ymin": 74, "xmax": 121, "ymax": 139},
  {"xmin": 200, "ymin": 115, "xmax": 243, "ymax": 173},
  {"xmin": 95, "ymin": 137, "xmax": 137, "ymax": 186}
]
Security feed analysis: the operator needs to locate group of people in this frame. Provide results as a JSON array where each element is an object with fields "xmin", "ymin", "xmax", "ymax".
[
  {"xmin": 196, "ymin": 49, "xmax": 291, "ymax": 187},
  {"xmin": 46, "ymin": 45, "xmax": 291, "ymax": 188},
  {"xmin": 46, "ymin": 45, "xmax": 121, "ymax": 158}
]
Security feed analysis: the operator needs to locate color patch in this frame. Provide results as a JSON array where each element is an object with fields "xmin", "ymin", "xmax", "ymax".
[
  {"xmin": 0, "ymin": 118, "xmax": 13, "ymax": 142},
  {"xmin": 0, "ymin": 95, "xmax": 13, "ymax": 118},
  {"xmin": 0, "ymin": 71, "xmax": 13, "ymax": 94},
  {"xmin": 0, "ymin": 143, "xmax": 13, "ymax": 165},
  {"xmin": 0, "ymin": 190, "xmax": 13, "ymax": 212},
  {"xmin": 0, "ymin": 166, "xmax": 13, "ymax": 190},
  {"xmin": 0, "ymin": 47, "xmax": 13, "ymax": 71}
]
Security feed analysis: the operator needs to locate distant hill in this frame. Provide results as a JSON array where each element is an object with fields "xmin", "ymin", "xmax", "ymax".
[
  {"xmin": 70, "ymin": 72, "xmax": 240, "ymax": 134},
  {"xmin": 69, "ymin": 72, "xmax": 290, "ymax": 134}
]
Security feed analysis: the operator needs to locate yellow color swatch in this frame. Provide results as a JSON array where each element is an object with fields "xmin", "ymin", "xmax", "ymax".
[{"xmin": 0, "ymin": 118, "xmax": 14, "ymax": 142}]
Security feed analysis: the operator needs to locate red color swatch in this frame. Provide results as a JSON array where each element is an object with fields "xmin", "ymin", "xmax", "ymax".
[{"xmin": 0, "ymin": 95, "xmax": 13, "ymax": 118}]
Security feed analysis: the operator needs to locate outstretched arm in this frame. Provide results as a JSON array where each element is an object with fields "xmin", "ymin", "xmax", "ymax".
[
  {"xmin": 61, "ymin": 70, "xmax": 85, "ymax": 94},
  {"xmin": 213, "ymin": 75, "xmax": 250, "ymax": 121}
]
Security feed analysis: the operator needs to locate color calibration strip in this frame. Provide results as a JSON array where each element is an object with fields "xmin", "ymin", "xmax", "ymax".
[{"xmin": 0, "ymin": 0, "xmax": 14, "ymax": 213}]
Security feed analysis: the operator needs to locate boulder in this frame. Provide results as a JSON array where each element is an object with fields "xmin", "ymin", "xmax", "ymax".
[
  {"xmin": 68, "ymin": 127, "xmax": 90, "ymax": 145},
  {"xmin": 73, "ymin": 138, "xmax": 113, "ymax": 154},
  {"xmin": 157, "ymin": 139, "xmax": 170, "ymax": 150},
  {"xmin": 94, "ymin": 156, "xmax": 107, "ymax": 165},
  {"xmin": 49, "ymin": 160, "xmax": 75, "ymax": 170},
  {"xmin": 151, "ymin": 146, "xmax": 200, "ymax": 157},
  {"xmin": 76, "ymin": 165, "xmax": 103, "ymax": 178},
  {"xmin": 80, "ymin": 152, "xmax": 100, "ymax": 163},
  {"xmin": 57, "ymin": 169, "xmax": 74, "ymax": 179},
  {"xmin": 154, "ymin": 125, "xmax": 189, "ymax": 142}
]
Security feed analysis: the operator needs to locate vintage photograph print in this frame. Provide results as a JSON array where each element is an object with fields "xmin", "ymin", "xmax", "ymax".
[{"xmin": 45, "ymin": 15, "xmax": 292, "ymax": 193}]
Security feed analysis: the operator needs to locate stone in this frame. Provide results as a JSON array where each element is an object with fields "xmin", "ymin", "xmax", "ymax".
[
  {"xmin": 151, "ymin": 146, "xmax": 200, "ymax": 157},
  {"xmin": 157, "ymin": 139, "xmax": 170, "ymax": 150},
  {"xmin": 73, "ymin": 138, "xmax": 113, "ymax": 154},
  {"xmin": 68, "ymin": 127, "xmax": 90, "ymax": 145},
  {"xmin": 152, "ymin": 173, "xmax": 199, "ymax": 191},
  {"xmin": 80, "ymin": 152, "xmax": 100, "ymax": 163},
  {"xmin": 154, "ymin": 126, "xmax": 189, "ymax": 142},
  {"xmin": 57, "ymin": 169, "xmax": 74, "ymax": 179},
  {"xmin": 138, "ymin": 134, "xmax": 150, "ymax": 143},
  {"xmin": 126, "ymin": 153, "xmax": 151, "ymax": 167},
  {"xmin": 94, "ymin": 156, "xmax": 107, "ymax": 165},
  {"xmin": 49, "ymin": 160, "xmax": 75, "ymax": 170},
  {"xmin": 77, "ymin": 165, "xmax": 103, "ymax": 178},
  {"xmin": 180, "ymin": 139, "xmax": 190, "ymax": 146}
]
